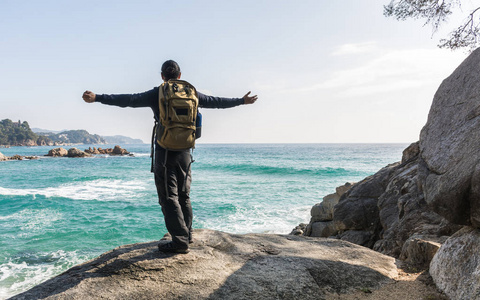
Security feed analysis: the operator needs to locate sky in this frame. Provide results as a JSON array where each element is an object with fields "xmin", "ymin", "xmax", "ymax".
[{"xmin": 0, "ymin": 0, "xmax": 477, "ymax": 143}]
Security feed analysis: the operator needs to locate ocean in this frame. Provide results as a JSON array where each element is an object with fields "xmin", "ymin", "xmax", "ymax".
[{"xmin": 0, "ymin": 143, "xmax": 407, "ymax": 298}]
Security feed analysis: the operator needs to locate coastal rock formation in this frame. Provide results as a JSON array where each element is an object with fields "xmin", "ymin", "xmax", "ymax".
[
  {"xmin": 11, "ymin": 229, "xmax": 398, "ymax": 300},
  {"xmin": 67, "ymin": 148, "xmax": 91, "ymax": 158},
  {"xmin": 84, "ymin": 145, "xmax": 130, "ymax": 156},
  {"xmin": 46, "ymin": 147, "xmax": 68, "ymax": 157},
  {"xmin": 0, "ymin": 151, "xmax": 38, "ymax": 161},
  {"xmin": 301, "ymin": 142, "xmax": 459, "ymax": 260},
  {"xmin": 418, "ymin": 47, "xmax": 480, "ymax": 228},
  {"xmin": 430, "ymin": 227, "xmax": 480, "ymax": 300},
  {"xmin": 416, "ymin": 48, "xmax": 480, "ymax": 299}
]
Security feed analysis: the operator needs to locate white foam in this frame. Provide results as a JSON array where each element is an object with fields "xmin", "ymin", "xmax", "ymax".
[
  {"xmin": 0, "ymin": 209, "xmax": 63, "ymax": 233},
  {"xmin": 197, "ymin": 204, "xmax": 311, "ymax": 235},
  {"xmin": 0, "ymin": 179, "xmax": 149, "ymax": 201},
  {"xmin": 0, "ymin": 250, "xmax": 90, "ymax": 299}
]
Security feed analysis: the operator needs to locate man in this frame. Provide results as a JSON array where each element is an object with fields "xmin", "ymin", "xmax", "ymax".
[{"xmin": 82, "ymin": 60, "xmax": 258, "ymax": 253}]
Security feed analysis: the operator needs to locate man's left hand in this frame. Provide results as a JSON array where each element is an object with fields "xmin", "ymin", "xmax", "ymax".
[{"xmin": 243, "ymin": 91, "xmax": 258, "ymax": 105}]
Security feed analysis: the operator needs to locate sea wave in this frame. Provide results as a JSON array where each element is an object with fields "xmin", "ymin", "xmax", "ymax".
[
  {"xmin": 0, "ymin": 208, "xmax": 63, "ymax": 233},
  {"xmin": 0, "ymin": 250, "xmax": 90, "ymax": 299},
  {"xmin": 0, "ymin": 179, "xmax": 148, "ymax": 201},
  {"xmin": 198, "ymin": 162, "xmax": 360, "ymax": 177}
]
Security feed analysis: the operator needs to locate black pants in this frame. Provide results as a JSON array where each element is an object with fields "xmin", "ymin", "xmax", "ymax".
[{"xmin": 154, "ymin": 146, "xmax": 192, "ymax": 247}]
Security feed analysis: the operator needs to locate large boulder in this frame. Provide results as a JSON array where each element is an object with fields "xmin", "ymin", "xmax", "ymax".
[
  {"xmin": 111, "ymin": 145, "xmax": 130, "ymax": 155},
  {"xmin": 67, "ymin": 148, "xmax": 91, "ymax": 158},
  {"xmin": 418, "ymin": 47, "xmax": 480, "ymax": 227},
  {"xmin": 45, "ymin": 147, "xmax": 68, "ymax": 157},
  {"xmin": 11, "ymin": 229, "xmax": 398, "ymax": 300},
  {"xmin": 430, "ymin": 227, "xmax": 480, "ymax": 300},
  {"xmin": 0, "ymin": 151, "xmax": 7, "ymax": 161}
]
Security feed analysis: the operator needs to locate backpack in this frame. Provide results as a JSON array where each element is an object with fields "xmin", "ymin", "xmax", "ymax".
[{"xmin": 156, "ymin": 80, "xmax": 199, "ymax": 150}]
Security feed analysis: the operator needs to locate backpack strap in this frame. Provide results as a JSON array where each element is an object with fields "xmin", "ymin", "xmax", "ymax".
[{"xmin": 150, "ymin": 119, "xmax": 158, "ymax": 173}]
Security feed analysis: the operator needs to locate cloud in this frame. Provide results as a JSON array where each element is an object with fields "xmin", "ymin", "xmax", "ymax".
[
  {"xmin": 331, "ymin": 42, "xmax": 378, "ymax": 56},
  {"xmin": 276, "ymin": 47, "xmax": 467, "ymax": 98}
]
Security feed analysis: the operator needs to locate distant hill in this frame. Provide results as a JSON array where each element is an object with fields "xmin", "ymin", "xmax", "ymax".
[
  {"xmin": 102, "ymin": 135, "xmax": 144, "ymax": 144},
  {"xmin": 39, "ymin": 130, "xmax": 106, "ymax": 145},
  {"xmin": 31, "ymin": 128, "xmax": 64, "ymax": 134},
  {"xmin": 2, "ymin": 120, "xmax": 143, "ymax": 146},
  {"xmin": 0, "ymin": 119, "xmax": 107, "ymax": 146}
]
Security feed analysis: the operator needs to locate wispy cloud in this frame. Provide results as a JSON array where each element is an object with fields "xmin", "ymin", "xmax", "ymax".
[
  {"xmin": 331, "ymin": 42, "xmax": 378, "ymax": 56},
  {"xmin": 266, "ymin": 47, "xmax": 466, "ymax": 98}
]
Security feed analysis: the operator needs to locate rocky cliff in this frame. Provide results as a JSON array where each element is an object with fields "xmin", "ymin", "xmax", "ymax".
[{"xmin": 300, "ymin": 48, "xmax": 480, "ymax": 300}]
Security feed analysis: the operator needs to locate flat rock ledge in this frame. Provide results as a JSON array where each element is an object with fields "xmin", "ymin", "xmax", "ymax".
[{"xmin": 10, "ymin": 229, "xmax": 397, "ymax": 300}]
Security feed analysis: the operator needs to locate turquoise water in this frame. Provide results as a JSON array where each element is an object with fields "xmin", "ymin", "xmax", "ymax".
[{"xmin": 0, "ymin": 143, "xmax": 407, "ymax": 298}]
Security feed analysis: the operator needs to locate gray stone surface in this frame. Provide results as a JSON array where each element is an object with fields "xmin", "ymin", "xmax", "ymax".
[
  {"xmin": 310, "ymin": 221, "xmax": 337, "ymax": 238},
  {"xmin": 311, "ymin": 193, "xmax": 339, "ymax": 222},
  {"xmin": 401, "ymin": 142, "xmax": 419, "ymax": 164},
  {"xmin": 430, "ymin": 227, "xmax": 480, "ymax": 300},
  {"xmin": 0, "ymin": 151, "xmax": 7, "ymax": 161},
  {"xmin": 399, "ymin": 234, "xmax": 447, "ymax": 266},
  {"xmin": 340, "ymin": 230, "xmax": 375, "ymax": 248},
  {"xmin": 11, "ymin": 229, "xmax": 398, "ymax": 300},
  {"xmin": 418, "ymin": 47, "xmax": 480, "ymax": 227}
]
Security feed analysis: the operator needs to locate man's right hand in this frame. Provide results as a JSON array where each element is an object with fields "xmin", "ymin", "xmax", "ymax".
[{"xmin": 82, "ymin": 91, "xmax": 96, "ymax": 103}]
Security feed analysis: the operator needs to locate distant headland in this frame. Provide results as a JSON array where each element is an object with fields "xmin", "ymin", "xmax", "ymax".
[{"xmin": 0, "ymin": 119, "xmax": 144, "ymax": 147}]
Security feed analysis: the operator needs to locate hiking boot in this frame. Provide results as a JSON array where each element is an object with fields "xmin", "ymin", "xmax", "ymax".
[{"xmin": 158, "ymin": 241, "xmax": 189, "ymax": 254}]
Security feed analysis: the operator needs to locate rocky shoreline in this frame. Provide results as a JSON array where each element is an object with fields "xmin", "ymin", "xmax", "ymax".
[{"xmin": 0, "ymin": 145, "xmax": 131, "ymax": 161}]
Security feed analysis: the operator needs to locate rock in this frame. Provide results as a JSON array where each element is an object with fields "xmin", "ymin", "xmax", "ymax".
[
  {"xmin": 305, "ymin": 182, "xmax": 354, "ymax": 236},
  {"xmin": 430, "ymin": 227, "xmax": 480, "ymax": 300},
  {"xmin": 46, "ymin": 147, "xmax": 68, "ymax": 157},
  {"xmin": 85, "ymin": 146, "xmax": 129, "ymax": 155},
  {"xmin": 289, "ymin": 223, "xmax": 307, "ymax": 236},
  {"xmin": 11, "ymin": 229, "xmax": 398, "ymax": 300},
  {"xmin": 310, "ymin": 221, "xmax": 338, "ymax": 238},
  {"xmin": 418, "ymin": 47, "xmax": 480, "ymax": 228},
  {"xmin": 67, "ymin": 148, "xmax": 91, "ymax": 158},
  {"xmin": 399, "ymin": 234, "xmax": 447, "ymax": 266},
  {"xmin": 301, "ymin": 143, "xmax": 458, "ymax": 258},
  {"xmin": 9, "ymin": 155, "xmax": 23, "ymax": 160},
  {"xmin": 112, "ymin": 145, "xmax": 129, "ymax": 155},
  {"xmin": 401, "ymin": 141, "xmax": 420, "ymax": 163},
  {"xmin": 311, "ymin": 193, "xmax": 339, "ymax": 222},
  {"xmin": 336, "ymin": 182, "xmax": 353, "ymax": 196},
  {"xmin": 0, "ymin": 152, "xmax": 7, "ymax": 161},
  {"xmin": 340, "ymin": 230, "xmax": 375, "ymax": 248}
]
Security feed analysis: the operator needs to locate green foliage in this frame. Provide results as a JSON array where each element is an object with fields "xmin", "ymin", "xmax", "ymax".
[
  {"xmin": 0, "ymin": 119, "xmax": 40, "ymax": 146},
  {"xmin": 0, "ymin": 119, "xmax": 104, "ymax": 146},
  {"xmin": 384, "ymin": 0, "xmax": 480, "ymax": 50}
]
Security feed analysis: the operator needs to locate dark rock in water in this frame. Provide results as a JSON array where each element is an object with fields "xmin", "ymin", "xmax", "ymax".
[
  {"xmin": 11, "ymin": 229, "xmax": 398, "ymax": 300},
  {"xmin": 84, "ymin": 145, "xmax": 130, "ymax": 156},
  {"xmin": 67, "ymin": 148, "xmax": 91, "ymax": 158},
  {"xmin": 45, "ymin": 147, "xmax": 68, "ymax": 157},
  {"xmin": 418, "ymin": 47, "xmax": 480, "ymax": 228}
]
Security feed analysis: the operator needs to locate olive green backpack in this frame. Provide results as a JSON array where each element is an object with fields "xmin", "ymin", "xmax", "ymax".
[{"xmin": 156, "ymin": 80, "xmax": 199, "ymax": 150}]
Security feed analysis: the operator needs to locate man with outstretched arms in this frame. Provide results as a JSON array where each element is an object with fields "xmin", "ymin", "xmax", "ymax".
[{"xmin": 82, "ymin": 60, "xmax": 258, "ymax": 254}]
